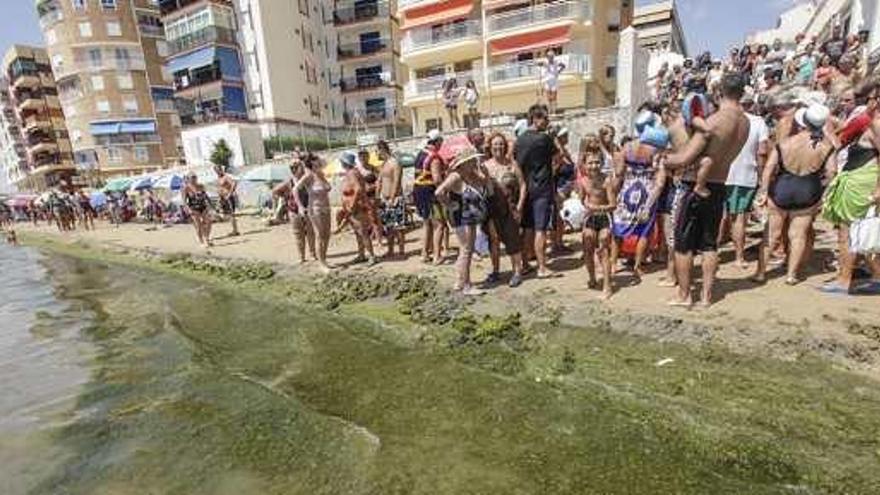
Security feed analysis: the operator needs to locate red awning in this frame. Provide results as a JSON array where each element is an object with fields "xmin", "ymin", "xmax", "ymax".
[
  {"xmin": 489, "ymin": 25, "xmax": 571, "ymax": 56},
  {"xmin": 401, "ymin": 0, "xmax": 474, "ymax": 30}
]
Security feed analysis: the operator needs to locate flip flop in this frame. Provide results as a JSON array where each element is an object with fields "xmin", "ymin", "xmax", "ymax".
[
  {"xmin": 818, "ymin": 283, "xmax": 851, "ymax": 296},
  {"xmin": 855, "ymin": 281, "xmax": 880, "ymax": 295},
  {"xmin": 667, "ymin": 299, "xmax": 693, "ymax": 309},
  {"xmin": 536, "ymin": 271, "xmax": 561, "ymax": 279}
]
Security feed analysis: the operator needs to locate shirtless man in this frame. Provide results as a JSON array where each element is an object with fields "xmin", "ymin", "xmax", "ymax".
[
  {"xmin": 663, "ymin": 73, "xmax": 751, "ymax": 308},
  {"xmin": 214, "ymin": 165, "xmax": 240, "ymax": 237},
  {"xmin": 377, "ymin": 140, "xmax": 406, "ymax": 258}
]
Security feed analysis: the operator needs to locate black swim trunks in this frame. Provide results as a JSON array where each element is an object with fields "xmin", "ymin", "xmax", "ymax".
[
  {"xmin": 583, "ymin": 212, "xmax": 611, "ymax": 232},
  {"xmin": 674, "ymin": 182, "xmax": 725, "ymax": 255},
  {"xmin": 220, "ymin": 195, "xmax": 238, "ymax": 215}
]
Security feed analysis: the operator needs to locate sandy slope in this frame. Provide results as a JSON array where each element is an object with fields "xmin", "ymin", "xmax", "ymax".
[{"xmin": 16, "ymin": 215, "xmax": 880, "ymax": 377}]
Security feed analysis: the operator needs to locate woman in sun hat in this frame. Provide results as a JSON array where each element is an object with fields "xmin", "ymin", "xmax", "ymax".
[{"xmin": 436, "ymin": 148, "xmax": 493, "ymax": 296}]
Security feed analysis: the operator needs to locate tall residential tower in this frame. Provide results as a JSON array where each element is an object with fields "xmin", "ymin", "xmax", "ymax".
[{"xmin": 35, "ymin": 0, "xmax": 182, "ymax": 180}]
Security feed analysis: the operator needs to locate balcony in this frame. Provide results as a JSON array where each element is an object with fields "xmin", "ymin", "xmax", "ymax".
[
  {"xmin": 334, "ymin": 1, "xmax": 389, "ymax": 27},
  {"xmin": 28, "ymin": 138, "xmax": 59, "ymax": 156},
  {"xmin": 23, "ymin": 117, "xmax": 52, "ymax": 133},
  {"xmin": 402, "ymin": 20, "xmax": 482, "ymax": 54},
  {"xmin": 153, "ymin": 99, "xmax": 177, "ymax": 113},
  {"xmin": 337, "ymin": 39, "xmax": 392, "ymax": 61},
  {"xmin": 58, "ymin": 57, "xmax": 147, "ymax": 80},
  {"xmin": 17, "ymin": 94, "xmax": 45, "ymax": 112},
  {"xmin": 11, "ymin": 71, "xmax": 41, "ymax": 89},
  {"xmin": 139, "ymin": 23, "xmax": 165, "ymax": 38},
  {"xmin": 487, "ymin": 1, "xmax": 592, "ymax": 35},
  {"xmin": 174, "ymin": 66, "xmax": 223, "ymax": 92},
  {"xmin": 339, "ymin": 72, "xmax": 393, "ymax": 93},
  {"xmin": 488, "ymin": 53, "xmax": 591, "ymax": 87},
  {"xmin": 159, "ymin": 0, "xmax": 232, "ymax": 16},
  {"xmin": 167, "ymin": 26, "xmax": 238, "ymax": 57},
  {"xmin": 344, "ymin": 104, "xmax": 398, "ymax": 125},
  {"xmin": 404, "ymin": 69, "xmax": 482, "ymax": 101}
]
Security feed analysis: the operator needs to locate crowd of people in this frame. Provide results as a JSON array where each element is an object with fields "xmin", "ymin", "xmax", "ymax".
[{"xmin": 6, "ymin": 28, "xmax": 880, "ymax": 306}]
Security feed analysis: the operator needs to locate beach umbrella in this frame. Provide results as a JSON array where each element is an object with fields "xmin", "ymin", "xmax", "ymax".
[
  {"xmin": 242, "ymin": 164, "xmax": 292, "ymax": 184},
  {"xmin": 130, "ymin": 176, "xmax": 154, "ymax": 191},
  {"xmin": 104, "ymin": 177, "xmax": 133, "ymax": 193},
  {"xmin": 90, "ymin": 191, "xmax": 107, "ymax": 209},
  {"xmin": 153, "ymin": 173, "xmax": 184, "ymax": 190},
  {"xmin": 438, "ymin": 134, "xmax": 473, "ymax": 163}
]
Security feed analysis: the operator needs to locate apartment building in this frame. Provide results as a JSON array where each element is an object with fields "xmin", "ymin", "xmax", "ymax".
[
  {"xmin": 2, "ymin": 45, "xmax": 76, "ymax": 192},
  {"xmin": 35, "ymin": 0, "xmax": 182, "ymax": 181},
  {"xmin": 159, "ymin": 0, "xmax": 265, "ymax": 168},
  {"xmin": 333, "ymin": 0, "xmax": 410, "ymax": 138},
  {"xmin": 235, "ymin": 0, "xmax": 343, "ymax": 140},
  {"xmin": 399, "ymin": 0, "xmax": 633, "ymax": 134},
  {"xmin": 0, "ymin": 78, "xmax": 28, "ymax": 192},
  {"xmin": 632, "ymin": 0, "xmax": 687, "ymax": 55}
]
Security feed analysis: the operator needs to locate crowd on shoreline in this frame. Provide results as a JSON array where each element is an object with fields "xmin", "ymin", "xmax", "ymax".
[{"xmin": 4, "ymin": 26, "xmax": 880, "ymax": 307}]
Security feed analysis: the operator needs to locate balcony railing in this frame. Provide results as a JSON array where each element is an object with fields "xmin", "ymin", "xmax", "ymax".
[
  {"xmin": 334, "ymin": 1, "xmax": 389, "ymax": 26},
  {"xmin": 344, "ymin": 104, "xmax": 397, "ymax": 125},
  {"xmin": 488, "ymin": 1, "xmax": 591, "ymax": 34},
  {"xmin": 339, "ymin": 72, "xmax": 393, "ymax": 93},
  {"xmin": 159, "ymin": 0, "xmax": 232, "ymax": 16},
  {"xmin": 168, "ymin": 26, "xmax": 238, "ymax": 56},
  {"xmin": 58, "ymin": 57, "xmax": 147, "ymax": 79},
  {"xmin": 139, "ymin": 24, "xmax": 165, "ymax": 38},
  {"xmin": 404, "ymin": 70, "xmax": 482, "ymax": 99},
  {"xmin": 489, "ymin": 53, "xmax": 591, "ymax": 84},
  {"xmin": 402, "ymin": 20, "xmax": 482, "ymax": 54},
  {"xmin": 337, "ymin": 38, "xmax": 392, "ymax": 60}
]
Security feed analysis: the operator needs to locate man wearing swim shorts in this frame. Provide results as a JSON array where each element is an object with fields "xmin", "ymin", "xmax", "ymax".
[
  {"xmin": 215, "ymin": 165, "xmax": 240, "ymax": 237},
  {"xmin": 413, "ymin": 130, "xmax": 448, "ymax": 264},
  {"xmin": 664, "ymin": 73, "xmax": 751, "ymax": 308},
  {"xmin": 515, "ymin": 104, "xmax": 557, "ymax": 278}
]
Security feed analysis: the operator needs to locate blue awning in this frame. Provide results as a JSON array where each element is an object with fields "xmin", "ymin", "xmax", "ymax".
[
  {"xmin": 120, "ymin": 120, "xmax": 156, "ymax": 134},
  {"xmin": 89, "ymin": 119, "xmax": 156, "ymax": 135},
  {"xmin": 89, "ymin": 122, "xmax": 122, "ymax": 136},
  {"xmin": 167, "ymin": 47, "xmax": 216, "ymax": 74},
  {"xmin": 216, "ymin": 47, "xmax": 243, "ymax": 80}
]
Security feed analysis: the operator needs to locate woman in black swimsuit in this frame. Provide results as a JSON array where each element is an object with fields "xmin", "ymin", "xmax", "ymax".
[
  {"xmin": 183, "ymin": 173, "xmax": 213, "ymax": 247},
  {"xmin": 756, "ymin": 105, "xmax": 834, "ymax": 285}
]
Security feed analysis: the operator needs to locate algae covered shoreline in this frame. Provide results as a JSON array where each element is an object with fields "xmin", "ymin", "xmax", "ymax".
[{"xmin": 15, "ymin": 234, "xmax": 880, "ymax": 494}]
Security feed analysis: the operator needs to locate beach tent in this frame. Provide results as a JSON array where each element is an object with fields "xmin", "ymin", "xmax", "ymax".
[{"xmin": 104, "ymin": 177, "xmax": 133, "ymax": 193}]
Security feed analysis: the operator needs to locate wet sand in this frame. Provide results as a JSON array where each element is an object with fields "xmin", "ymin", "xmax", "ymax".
[{"xmin": 16, "ymin": 215, "xmax": 880, "ymax": 378}]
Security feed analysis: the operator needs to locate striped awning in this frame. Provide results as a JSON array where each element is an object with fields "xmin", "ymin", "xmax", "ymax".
[
  {"xmin": 489, "ymin": 25, "xmax": 571, "ymax": 56},
  {"xmin": 401, "ymin": 0, "xmax": 474, "ymax": 30}
]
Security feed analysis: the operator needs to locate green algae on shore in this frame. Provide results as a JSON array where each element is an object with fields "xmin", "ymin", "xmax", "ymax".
[{"xmin": 16, "ymin": 235, "xmax": 880, "ymax": 494}]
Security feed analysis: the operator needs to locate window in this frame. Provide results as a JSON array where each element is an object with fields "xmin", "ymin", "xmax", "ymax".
[
  {"xmin": 106, "ymin": 147, "xmax": 121, "ymax": 163},
  {"xmin": 79, "ymin": 22, "xmax": 92, "ymax": 38},
  {"xmin": 46, "ymin": 29, "xmax": 57, "ymax": 45},
  {"xmin": 117, "ymin": 74, "xmax": 133, "ymax": 89},
  {"xmin": 87, "ymin": 48, "xmax": 102, "ymax": 68},
  {"xmin": 106, "ymin": 21, "xmax": 121, "ymax": 37},
  {"xmin": 72, "ymin": 0, "xmax": 86, "ymax": 11},
  {"xmin": 608, "ymin": 8, "xmax": 621, "ymax": 32},
  {"xmin": 96, "ymin": 100, "xmax": 110, "ymax": 114},
  {"xmin": 101, "ymin": 0, "xmax": 117, "ymax": 10},
  {"xmin": 123, "ymin": 98, "xmax": 138, "ymax": 114},
  {"xmin": 91, "ymin": 75, "xmax": 105, "ymax": 91},
  {"xmin": 134, "ymin": 146, "xmax": 149, "ymax": 162}
]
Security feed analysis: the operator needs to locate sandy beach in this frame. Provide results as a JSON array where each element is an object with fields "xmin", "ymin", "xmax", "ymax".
[{"xmin": 16, "ymin": 214, "xmax": 880, "ymax": 378}]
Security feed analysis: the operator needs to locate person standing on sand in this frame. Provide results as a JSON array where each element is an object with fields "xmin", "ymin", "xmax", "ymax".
[
  {"xmin": 516, "ymin": 104, "xmax": 558, "ymax": 279},
  {"xmin": 578, "ymin": 149, "xmax": 617, "ymax": 300},
  {"xmin": 215, "ymin": 165, "xmax": 240, "ymax": 237},
  {"xmin": 482, "ymin": 131, "xmax": 526, "ymax": 288},
  {"xmin": 183, "ymin": 172, "xmax": 214, "ymax": 248},
  {"xmin": 663, "ymin": 72, "xmax": 752, "ymax": 308},
  {"xmin": 338, "ymin": 151, "xmax": 379, "ymax": 266},
  {"xmin": 377, "ymin": 140, "xmax": 406, "ymax": 259},
  {"xmin": 413, "ymin": 130, "xmax": 449, "ymax": 264},
  {"xmin": 294, "ymin": 153, "xmax": 333, "ymax": 272},
  {"xmin": 273, "ymin": 158, "xmax": 316, "ymax": 264}
]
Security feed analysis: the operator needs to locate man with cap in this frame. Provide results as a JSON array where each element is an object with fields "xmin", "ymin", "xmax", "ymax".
[
  {"xmin": 664, "ymin": 72, "xmax": 752, "ymax": 308},
  {"xmin": 413, "ymin": 129, "xmax": 449, "ymax": 264}
]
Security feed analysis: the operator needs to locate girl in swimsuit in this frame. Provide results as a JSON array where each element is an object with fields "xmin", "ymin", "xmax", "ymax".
[
  {"xmin": 183, "ymin": 174, "xmax": 213, "ymax": 248},
  {"xmin": 756, "ymin": 105, "xmax": 835, "ymax": 285}
]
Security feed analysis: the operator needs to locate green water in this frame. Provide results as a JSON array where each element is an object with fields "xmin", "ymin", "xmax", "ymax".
[{"xmin": 4, "ymin": 247, "xmax": 880, "ymax": 494}]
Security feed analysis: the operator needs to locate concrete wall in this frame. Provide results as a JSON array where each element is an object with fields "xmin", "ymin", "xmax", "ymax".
[{"xmin": 182, "ymin": 121, "xmax": 266, "ymax": 169}]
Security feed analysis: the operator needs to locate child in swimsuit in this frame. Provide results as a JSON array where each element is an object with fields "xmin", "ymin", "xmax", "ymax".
[{"xmin": 578, "ymin": 150, "xmax": 617, "ymax": 300}]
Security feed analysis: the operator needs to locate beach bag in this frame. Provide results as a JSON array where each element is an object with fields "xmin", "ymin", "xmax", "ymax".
[{"xmin": 849, "ymin": 207, "xmax": 880, "ymax": 254}]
